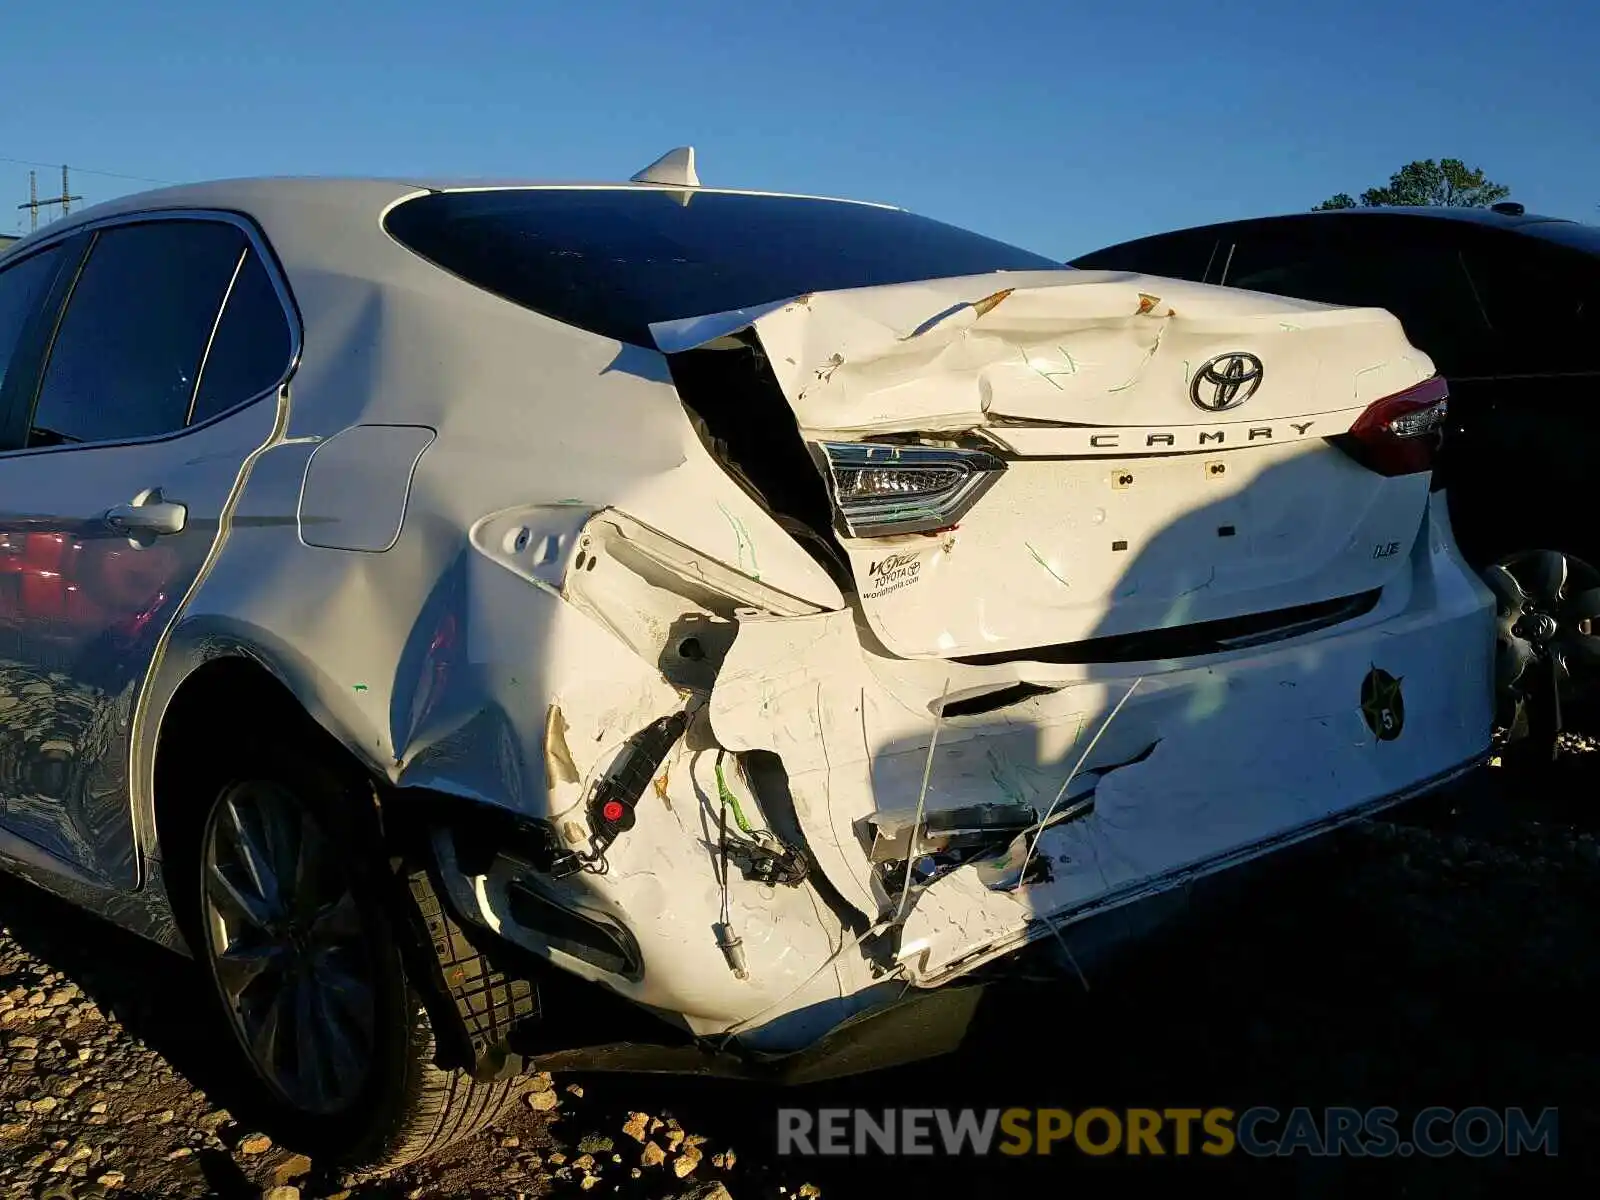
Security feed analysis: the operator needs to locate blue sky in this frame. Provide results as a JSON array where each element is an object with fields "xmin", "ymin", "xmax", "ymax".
[{"xmin": 2, "ymin": 0, "xmax": 1595, "ymax": 255}]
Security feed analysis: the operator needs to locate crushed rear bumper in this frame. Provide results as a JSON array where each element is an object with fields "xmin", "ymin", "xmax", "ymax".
[{"xmin": 427, "ymin": 494, "xmax": 1492, "ymax": 1066}]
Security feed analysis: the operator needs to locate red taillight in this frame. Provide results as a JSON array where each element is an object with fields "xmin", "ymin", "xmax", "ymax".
[{"xmin": 1339, "ymin": 375, "xmax": 1449, "ymax": 476}]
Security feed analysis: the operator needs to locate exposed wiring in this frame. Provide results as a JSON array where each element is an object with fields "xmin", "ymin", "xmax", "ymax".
[
  {"xmin": 709, "ymin": 749, "xmax": 808, "ymax": 887},
  {"xmin": 718, "ymin": 804, "xmax": 732, "ymax": 926},
  {"xmin": 715, "ymin": 752, "xmax": 758, "ymax": 838},
  {"xmin": 709, "ymin": 682, "xmax": 962, "ymax": 1045},
  {"xmin": 1016, "ymin": 676, "xmax": 1144, "ymax": 890},
  {"xmin": 712, "ymin": 676, "xmax": 1127, "ymax": 1045},
  {"xmin": 1042, "ymin": 915, "xmax": 1091, "ymax": 992},
  {"xmin": 893, "ymin": 675, "xmax": 952, "ymax": 925}
]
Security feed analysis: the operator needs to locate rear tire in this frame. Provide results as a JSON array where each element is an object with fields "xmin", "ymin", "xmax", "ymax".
[{"xmin": 178, "ymin": 738, "xmax": 522, "ymax": 1172}]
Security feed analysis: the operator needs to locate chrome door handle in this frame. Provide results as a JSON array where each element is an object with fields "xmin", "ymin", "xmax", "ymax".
[{"xmin": 104, "ymin": 499, "xmax": 187, "ymax": 536}]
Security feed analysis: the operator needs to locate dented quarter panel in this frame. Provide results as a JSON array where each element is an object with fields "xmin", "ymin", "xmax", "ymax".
[
  {"xmin": 119, "ymin": 182, "xmax": 842, "ymax": 857},
  {"xmin": 434, "ymin": 728, "xmax": 883, "ymax": 1049}
]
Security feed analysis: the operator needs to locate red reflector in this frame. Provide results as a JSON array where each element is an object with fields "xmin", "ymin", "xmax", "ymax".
[
  {"xmin": 601, "ymin": 800, "xmax": 626, "ymax": 823},
  {"xmin": 1342, "ymin": 375, "xmax": 1449, "ymax": 476}
]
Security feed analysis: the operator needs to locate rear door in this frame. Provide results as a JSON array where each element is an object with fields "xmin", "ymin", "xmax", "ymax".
[{"xmin": 0, "ymin": 215, "xmax": 294, "ymax": 887}]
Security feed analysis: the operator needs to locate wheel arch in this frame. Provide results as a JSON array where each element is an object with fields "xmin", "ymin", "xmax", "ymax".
[{"xmin": 144, "ymin": 642, "xmax": 390, "ymax": 939}]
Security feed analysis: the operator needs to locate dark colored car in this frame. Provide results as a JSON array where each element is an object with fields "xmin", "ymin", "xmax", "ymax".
[{"xmin": 1072, "ymin": 205, "xmax": 1600, "ymax": 741}]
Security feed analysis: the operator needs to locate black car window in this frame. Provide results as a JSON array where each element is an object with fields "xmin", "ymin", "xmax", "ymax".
[
  {"xmin": 385, "ymin": 189, "xmax": 1060, "ymax": 347},
  {"xmin": 1460, "ymin": 234, "xmax": 1597, "ymax": 375},
  {"xmin": 189, "ymin": 247, "xmax": 294, "ymax": 426},
  {"xmin": 1222, "ymin": 222, "xmax": 1491, "ymax": 376},
  {"xmin": 1069, "ymin": 229, "xmax": 1222, "ymax": 283},
  {"xmin": 30, "ymin": 221, "xmax": 247, "ymax": 447},
  {"xmin": 1525, "ymin": 221, "xmax": 1600, "ymax": 256},
  {"xmin": 1214, "ymin": 229, "xmax": 1310, "ymax": 292},
  {"xmin": 0, "ymin": 246, "xmax": 64, "ymax": 401}
]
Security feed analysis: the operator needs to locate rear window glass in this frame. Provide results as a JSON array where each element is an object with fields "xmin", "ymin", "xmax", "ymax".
[
  {"xmin": 1070, "ymin": 230, "xmax": 1222, "ymax": 282},
  {"xmin": 384, "ymin": 188, "xmax": 1059, "ymax": 346}
]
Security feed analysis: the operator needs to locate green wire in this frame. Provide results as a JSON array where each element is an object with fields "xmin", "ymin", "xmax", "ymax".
[{"xmin": 714, "ymin": 756, "xmax": 757, "ymax": 837}]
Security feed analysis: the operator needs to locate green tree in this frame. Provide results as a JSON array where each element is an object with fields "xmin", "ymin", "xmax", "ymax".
[{"xmin": 1314, "ymin": 159, "xmax": 1510, "ymax": 211}]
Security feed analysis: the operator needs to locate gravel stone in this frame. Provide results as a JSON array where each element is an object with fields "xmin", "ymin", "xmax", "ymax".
[{"xmin": 525, "ymin": 1089, "xmax": 560, "ymax": 1112}]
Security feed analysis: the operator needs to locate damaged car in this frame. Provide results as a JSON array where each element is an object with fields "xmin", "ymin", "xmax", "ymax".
[{"xmin": 0, "ymin": 147, "xmax": 1492, "ymax": 1168}]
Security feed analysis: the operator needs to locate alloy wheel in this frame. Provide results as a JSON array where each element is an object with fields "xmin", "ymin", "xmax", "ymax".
[
  {"xmin": 201, "ymin": 781, "xmax": 380, "ymax": 1116},
  {"xmin": 1484, "ymin": 549, "xmax": 1600, "ymax": 733}
]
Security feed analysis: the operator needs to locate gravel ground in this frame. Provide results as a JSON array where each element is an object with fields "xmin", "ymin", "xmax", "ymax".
[{"xmin": 2, "ymin": 743, "xmax": 1598, "ymax": 1199}]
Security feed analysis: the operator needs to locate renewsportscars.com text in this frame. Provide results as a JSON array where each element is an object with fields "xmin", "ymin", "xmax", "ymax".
[{"xmin": 777, "ymin": 1106, "xmax": 1558, "ymax": 1158}]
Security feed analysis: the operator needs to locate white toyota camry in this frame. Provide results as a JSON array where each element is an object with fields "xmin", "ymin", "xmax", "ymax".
[{"xmin": 0, "ymin": 147, "xmax": 1491, "ymax": 1168}]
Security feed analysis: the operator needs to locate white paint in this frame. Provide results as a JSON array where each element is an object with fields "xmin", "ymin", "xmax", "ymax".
[
  {"xmin": 658, "ymin": 270, "xmax": 1439, "ymax": 660},
  {"xmin": 9, "ymin": 177, "xmax": 1487, "ymax": 1063},
  {"xmin": 713, "ymin": 495, "xmax": 1492, "ymax": 987}
]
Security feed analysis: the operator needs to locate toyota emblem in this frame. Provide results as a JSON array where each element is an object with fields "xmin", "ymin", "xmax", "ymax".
[{"xmin": 1190, "ymin": 352, "xmax": 1264, "ymax": 412}]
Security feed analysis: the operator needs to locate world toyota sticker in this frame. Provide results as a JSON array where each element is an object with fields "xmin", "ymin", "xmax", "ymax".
[{"xmin": 865, "ymin": 550, "xmax": 925, "ymax": 599}]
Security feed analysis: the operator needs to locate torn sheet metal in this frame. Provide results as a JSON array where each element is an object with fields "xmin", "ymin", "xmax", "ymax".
[
  {"xmin": 432, "ymin": 707, "xmax": 882, "ymax": 1052},
  {"xmin": 711, "ymin": 496, "xmax": 1492, "ymax": 987},
  {"xmin": 654, "ymin": 272, "xmax": 1440, "ymax": 661},
  {"xmin": 651, "ymin": 270, "xmax": 1435, "ymax": 435}
]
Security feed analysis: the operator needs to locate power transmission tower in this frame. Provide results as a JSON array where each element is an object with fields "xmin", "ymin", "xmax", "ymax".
[{"xmin": 17, "ymin": 166, "xmax": 82, "ymax": 231}]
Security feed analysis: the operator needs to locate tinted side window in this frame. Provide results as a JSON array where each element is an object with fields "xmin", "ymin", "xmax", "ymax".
[
  {"xmin": 0, "ymin": 246, "xmax": 64, "ymax": 398},
  {"xmin": 1223, "ymin": 221, "xmax": 1491, "ymax": 376},
  {"xmin": 1461, "ymin": 234, "xmax": 1597, "ymax": 374},
  {"xmin": 30, "ymin": 221, "xmax": 246, "ymax": 447},
  {"xmin": 190, "ymin": 248, "xmax": 294, "ymax": 425}
]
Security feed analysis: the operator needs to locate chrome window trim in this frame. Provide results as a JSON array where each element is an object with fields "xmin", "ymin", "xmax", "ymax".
[
  {"xmin": 0, "ymin": 207, "xmax": 304, "ymax": 459},
  {"xmin": 186, "ymin": 246, "xmax": 249, "ymax": 426}
]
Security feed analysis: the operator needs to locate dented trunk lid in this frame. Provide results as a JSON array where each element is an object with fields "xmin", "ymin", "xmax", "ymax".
[{"xmin": 656, "ymin": 269, "xmax": 1439, "ymax": 661}]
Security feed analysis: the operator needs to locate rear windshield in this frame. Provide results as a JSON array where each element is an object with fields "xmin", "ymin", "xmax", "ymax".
[{"xmin": 384, "ymin": 188, "xmax": 1059, "ymax": 347}]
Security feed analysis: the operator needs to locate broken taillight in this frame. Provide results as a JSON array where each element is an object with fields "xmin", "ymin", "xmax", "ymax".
[
  {"xmin": 816, "ymin": 442, "xmax": 1007, "ymax": 537},
  {"xmin": 1336, "ymin": 375, "xmax": 1449, "ymax": 477}
]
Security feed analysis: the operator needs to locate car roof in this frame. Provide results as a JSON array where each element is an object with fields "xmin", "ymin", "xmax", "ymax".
[
  {"xmin": 1323, "ymin": 205, "xmax": 1564, "ymax": 227},
  {"xmin": 1076, "ymin": 205, "xmax": 1580, "ymax": 252},
  {"xmin": 0, "ymin": 176, "xmax": 903, "ymax": 259},
  {"xmin": 1070, "ymin": 205, "xmax": 1600, "ymax": 268}
]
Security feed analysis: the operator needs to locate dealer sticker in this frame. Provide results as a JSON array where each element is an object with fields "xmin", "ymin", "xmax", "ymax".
[{"xmin": 865, "ymin": 550, "xmax": 925, "ymax": 599}]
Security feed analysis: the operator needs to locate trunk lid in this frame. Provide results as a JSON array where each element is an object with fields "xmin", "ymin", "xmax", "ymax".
[{"xmin": 655, "ymin": 269, "xmax": 1438, "ymax": 661}]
